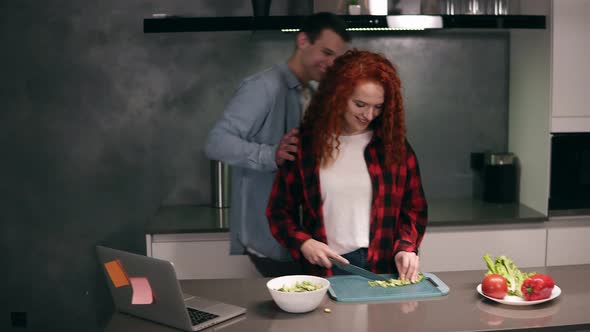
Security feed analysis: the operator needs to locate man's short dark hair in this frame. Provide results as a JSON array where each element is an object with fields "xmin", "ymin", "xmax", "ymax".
[{"xmin": 300, "ymin": 12, "xmax": 351, "ymax": 43}]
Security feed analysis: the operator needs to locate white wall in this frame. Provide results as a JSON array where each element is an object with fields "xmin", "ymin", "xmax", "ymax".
[
  {"xmin": 550, "ymin": 0, "xmax": 590, "ymax": 132},
  {"xmin": 508, "ymin": 0, "xmax": 551, "ymax": 214}
]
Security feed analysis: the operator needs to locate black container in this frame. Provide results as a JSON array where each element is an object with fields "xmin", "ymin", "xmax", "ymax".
[
  {"xmin": 251, "ymin": 0, "xmax": 271, "ymax": 16},
  {"xmin": 482, "ymin": 153, "xmax": 517, "ymax": 203}
]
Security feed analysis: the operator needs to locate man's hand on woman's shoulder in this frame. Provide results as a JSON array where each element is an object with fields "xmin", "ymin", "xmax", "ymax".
[{"xmin": 275, "ymin": 128, "xmax": 299, "ymax": 166}]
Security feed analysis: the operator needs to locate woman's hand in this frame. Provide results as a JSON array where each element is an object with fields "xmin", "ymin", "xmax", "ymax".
[
  {"xmin": 394, "ymin": 251, "xmax": 420, "ymax": 282},
  {"xmin": 300, "ymin": 239, "xmax": 348, "ymax": 268}
]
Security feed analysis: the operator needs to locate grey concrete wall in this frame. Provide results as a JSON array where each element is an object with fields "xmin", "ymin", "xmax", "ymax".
[
  {"xmin": 159, "ymin": 30, "xmax": 508, "ymax": 203},
  {"xmin": 355, "ymin": 32, "xmax": 508, "ymax": 198},
  {"xmin": 0, "ymin": 1, "xmax": 507, "ymax": 330}
]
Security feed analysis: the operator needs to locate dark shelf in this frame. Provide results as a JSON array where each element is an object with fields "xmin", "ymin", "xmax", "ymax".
[
  {"xmin": 143, "ymin": 15, "xmax": 545, "ymax": 33},
  {"xmin": 441, "ymin": 14, "xmax": 545, "ymax": 29}
]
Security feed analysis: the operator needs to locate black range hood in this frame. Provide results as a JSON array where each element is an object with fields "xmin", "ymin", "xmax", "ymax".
[{"xmin": 143, "ymin": 14, "xmax": 545, "ymax": 33}]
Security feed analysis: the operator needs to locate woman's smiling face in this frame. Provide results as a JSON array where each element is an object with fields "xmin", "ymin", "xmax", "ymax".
[{"xmin": 341, "ymin": 80, "xmax": 384, "ymax": 135}]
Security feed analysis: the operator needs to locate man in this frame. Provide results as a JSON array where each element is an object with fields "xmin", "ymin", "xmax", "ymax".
[{"xmin": 205, "ymin": 13, "xmax": 350, "ymax": 277}]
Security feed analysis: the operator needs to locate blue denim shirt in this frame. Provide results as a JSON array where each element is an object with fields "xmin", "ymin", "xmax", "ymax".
[{"xmin": 205, "ymin": 63, "xmax": 302, "ymax": 261}]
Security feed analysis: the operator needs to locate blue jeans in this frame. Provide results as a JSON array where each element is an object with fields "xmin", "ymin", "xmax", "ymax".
[{"xmin": 332, "ymin": 248, "xmax": 369, "ymax": 275}]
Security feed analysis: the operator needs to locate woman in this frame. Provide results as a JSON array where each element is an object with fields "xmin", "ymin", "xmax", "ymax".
[{"xmin": 266, "ymin": 49, "xmax": 427, "ymax": 281}]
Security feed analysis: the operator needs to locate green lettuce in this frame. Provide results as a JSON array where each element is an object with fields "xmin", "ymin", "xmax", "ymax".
[{"xmin": 483, "ymin": 254, "xmax": 535, "ymax": 298}]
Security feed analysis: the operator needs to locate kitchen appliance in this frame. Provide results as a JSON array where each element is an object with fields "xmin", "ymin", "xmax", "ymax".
[
  {"xmin": 471, "ymin": 152, "xmax": 518, "ymax": 203},
  {"xmin": 368, "ymin": 0, "xmax": 388, "ymax": 15},
  {"xmin": 210, "ymin": 160, "xmax": 231, "ymax": 208},
  {"xmin": 251, "ymin": 0, "xmax": 271, "ymax": 16},
  {"xmin": 549, "ymin": 133, "xmax": 590, "ymax": 212},
  {"xmin": 327, "ymin": 272, "xmax": 449, "ymax": 302},
  {"xmin": 421, "ymin": 0, "xmax": 516, "ymax": 15},
  {"xmin": 491, "ymin": 0, "xmax": 509, "ymax": 15},
  {"xmin": 313, "ymin": 0, "xmax": 405, "ymax": 15},
  {"xmin": 483, "ymin": 153, "xmax": 517, "ymax": 203}
]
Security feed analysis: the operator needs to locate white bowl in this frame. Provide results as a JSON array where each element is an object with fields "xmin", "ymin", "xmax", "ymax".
[{"xmin": 266, "ymin": 275, "xmax": 330, "ymax": 313}]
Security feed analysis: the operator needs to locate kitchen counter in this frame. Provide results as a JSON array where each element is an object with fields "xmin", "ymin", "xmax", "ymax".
[
  {"xmin": 146, "ymin": 198, "xmax": 547, "ymax": 234},
  {"xmin": 550, "ymin": 208, "xmax": 590, "ymax": 218},
  {"xmin": 145, "ymin": 200, "xmax": 552, "ymax": 277},
  {"xmin": 105, "ymin": 264, "xmax": 590, "ymax": 332}
]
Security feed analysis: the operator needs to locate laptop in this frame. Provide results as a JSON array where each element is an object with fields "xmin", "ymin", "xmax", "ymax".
[{"xmin": 96, "ymin": 246, "xmax": 246, "ymax": 331}]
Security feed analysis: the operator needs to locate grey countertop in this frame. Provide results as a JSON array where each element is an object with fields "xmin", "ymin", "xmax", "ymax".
[
  {"xmin": 427, "ymin": 198, "xmax": 546, "ymax": 225},
  {"xmin": 549, "ymin": 208, "xmax": 590, "ymax": 217},
  {"xmin": 146, "ymin": 198, "xmax": 547, "ymax": 234},
  {"xmin": 105, "ymin": 264, "xmax": 590, "ymax": 332}
]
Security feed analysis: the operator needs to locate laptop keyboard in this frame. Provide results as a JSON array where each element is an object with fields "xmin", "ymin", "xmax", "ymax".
[{"xmin": 187, "ymin": 307, "xmax": 219, "ymax": 325}]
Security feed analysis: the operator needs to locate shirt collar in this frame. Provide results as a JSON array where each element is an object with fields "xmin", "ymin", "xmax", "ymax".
[{"xmin": 277, "ymin": 63, "xmax": 303, "ymax": 90}]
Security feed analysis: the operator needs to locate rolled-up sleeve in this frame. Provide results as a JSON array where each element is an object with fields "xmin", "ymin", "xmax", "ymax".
[
  {"xmin": 266, "ymin": 159, "xmax": 311, "ymax": 260},
  {"xmin": 395, "ymin": 143, "xmax": 428, "ymax": 254}
]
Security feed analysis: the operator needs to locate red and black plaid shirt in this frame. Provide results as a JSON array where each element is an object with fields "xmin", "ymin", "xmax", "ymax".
[{"xmin": 266, "ymin": 127, "xmax": 428, "ymax": 277}]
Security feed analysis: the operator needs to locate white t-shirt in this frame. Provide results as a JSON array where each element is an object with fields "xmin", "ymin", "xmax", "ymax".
[{"xmin": 319, "ymin": 131, "xmax": 373, "ymax": 255}]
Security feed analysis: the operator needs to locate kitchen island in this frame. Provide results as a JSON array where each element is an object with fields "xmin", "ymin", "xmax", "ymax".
[{"xmin": 105, "ymin": 264, "xmax": 590, "ymax": 332}]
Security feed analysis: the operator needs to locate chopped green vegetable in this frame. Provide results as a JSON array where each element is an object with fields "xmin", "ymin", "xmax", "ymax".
[
  {"xmin": 483, "ymin": 253, "xmax": 536, "ymax": 298},
  {"xmin": 276, "ymin": 280, "xmax": 324, "ymax": 292},
  {"xmin": 368, "ymin": 273, "xmax": 424, "ymax": 288}
]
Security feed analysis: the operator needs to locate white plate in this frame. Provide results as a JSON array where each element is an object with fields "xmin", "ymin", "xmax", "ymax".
[{"xmin": 476, "ymin": 284, "xmax": 561, "ymax": 306}]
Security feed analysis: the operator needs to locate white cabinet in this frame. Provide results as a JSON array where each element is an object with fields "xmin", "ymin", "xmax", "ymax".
[
  {"xmin": 146, "ymin": 217, "xmax": 590, "ymax": 277},
  {"xmin": 146, "ymin": 233, "xmax": 261, "ymax": 280},
  {"xmin": 551, "ymin": 0, "xmax": 590, "ymax": 132},
  {"xmin": 546, "ymin": 217, "xmax": 590, "ymax": 266},
  {"xmin": 419, "ymin": 223, "xmax": 547, "ymax": 272}
]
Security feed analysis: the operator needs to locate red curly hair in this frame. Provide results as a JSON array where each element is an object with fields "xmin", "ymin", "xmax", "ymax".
[{"xmin": 302, "ymin": 49, "xmax": 406, "ymax": 167}]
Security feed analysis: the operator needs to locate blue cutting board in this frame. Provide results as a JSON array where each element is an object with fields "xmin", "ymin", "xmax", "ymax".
[{"xmin": 327, "ymin": 272, "xmax": 450, "ymax": 302}]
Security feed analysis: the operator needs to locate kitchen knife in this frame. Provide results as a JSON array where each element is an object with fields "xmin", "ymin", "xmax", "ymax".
[{"xmin": 328, "ymin": 257, "xmax": 389, "ymax": 281}]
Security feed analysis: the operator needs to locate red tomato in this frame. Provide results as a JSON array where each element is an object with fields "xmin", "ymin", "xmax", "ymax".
[{"xmin": 482, "ymin": 274, "xmax": 508, "ymax": 299}]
